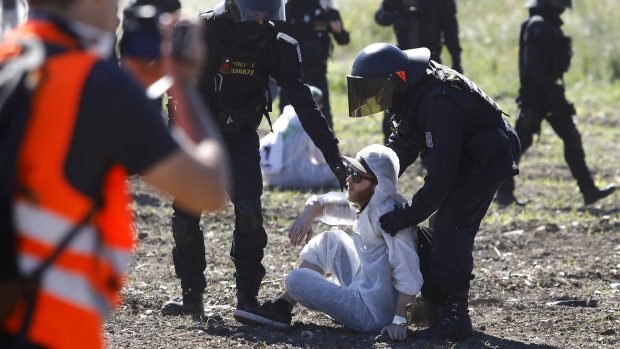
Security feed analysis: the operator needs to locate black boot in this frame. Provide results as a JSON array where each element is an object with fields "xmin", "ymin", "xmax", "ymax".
[
  {"xmin": 234, "ymin": 295, "xmax": 293, "ymax": 330},
  {"xmin": 415, "ymin": 300, "xmax": 473, "ymax": 341},
  {"xmin": 233, "ymin": 293, "xmax": 261, "ymax": 324},
  {"xmin": 583, "ymin": 185, "xmax": 616, "ymax": 205},
  {"xmin": 407, "ymin": 296, "xmax": 444, "ymax": 327},
  {"xmin": 161, "ymin": 288, "xmax": 204, "ymax": 317}
]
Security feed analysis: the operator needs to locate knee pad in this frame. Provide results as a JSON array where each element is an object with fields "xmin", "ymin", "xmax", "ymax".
[{"xmin": 234, "ymin": 198, "xmax": 263, "ymax": 232}]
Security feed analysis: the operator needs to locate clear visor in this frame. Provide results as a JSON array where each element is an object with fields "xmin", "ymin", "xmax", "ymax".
[
  {"xmin": 347, "ymin": 76, "xmax": 394, "ymax": 118},
  {"xmin": 233, "ymin": 0, "xmax": 286, "ymax": 22}
]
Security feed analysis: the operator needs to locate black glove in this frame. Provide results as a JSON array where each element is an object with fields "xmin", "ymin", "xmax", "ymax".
[
  {"xmin": 327, "ymin": 157, "xmax": 348, "ymax": 191},
  {"xmin": 379, "ymin": 204, "xmax": 412, "ymax": 236}
]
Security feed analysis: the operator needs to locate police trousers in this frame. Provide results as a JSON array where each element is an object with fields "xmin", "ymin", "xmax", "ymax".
[
  {"xmin": 421, "ymin": 177, "xmax": 504, "ymax": 304},
  {"xmin": 497, "ymin": 105, "xmax": 595, "ymax": 195},
  {"xmin": 171, "ymin": 129, "xmax": 267, "ymax": 298}
]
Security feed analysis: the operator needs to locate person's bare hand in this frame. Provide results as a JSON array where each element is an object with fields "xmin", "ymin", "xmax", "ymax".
[
  {"xmin": 329, "ymin": 20, "xmax": 343, "ymax": 34},
  {"xmin": 379, "ymin": 324, "xmax": 407, "ymax": 341},
  {"xmin": 288, "ymin": 212, "xmax": 314, "ymax": 246}
]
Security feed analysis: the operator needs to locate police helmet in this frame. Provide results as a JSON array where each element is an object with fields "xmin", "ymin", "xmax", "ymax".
[
  {"xmin": 525, "ymin": 0, "xmax": 573, "ymax": 9},
  {"xmin": 220, "ymin": 0, "xmax": 286, "ymax": 23},
  {"xmin": 347, "ymin": 43, "xmax": 430, "ymax": 118}
]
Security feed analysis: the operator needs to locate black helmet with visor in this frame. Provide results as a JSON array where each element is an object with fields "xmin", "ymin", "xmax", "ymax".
[
  {"xmin": 224, "ymin": 0, "xmax": 286, "ymax": 23},
  {"xmin": 347, "ymin": 43, "xmax": 430, "ymax": 118}
]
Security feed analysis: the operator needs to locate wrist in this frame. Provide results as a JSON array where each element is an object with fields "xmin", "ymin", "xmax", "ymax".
[{"xmin": 392, "ymin": 315, "xmax": 407, "ymax": 326}]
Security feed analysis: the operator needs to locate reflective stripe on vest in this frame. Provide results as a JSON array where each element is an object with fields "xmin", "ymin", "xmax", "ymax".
[
  {"xmin": 15, "ymin": 201, "xmax": 131, "ymax": 275},
  {"xmin": 2, "ymin": 19, "xmax": 134, "ymax": 349}
]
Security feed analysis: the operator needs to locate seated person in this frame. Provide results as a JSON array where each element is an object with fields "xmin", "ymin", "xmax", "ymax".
[
  {"xmin": 251, "ymin": 144, "xmax": 423, "ymax": 341},
  {"xmin": 259, "ymin": 86, "xmax": 339, "ymax": 189}
]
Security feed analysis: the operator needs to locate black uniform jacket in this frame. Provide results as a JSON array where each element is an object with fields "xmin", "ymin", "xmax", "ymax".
[
  {"xmin": 198, "ymin": 12, "xmax": 340, "ymax": 162},
  {"xmin": 387, "ymin": 79, "xmax": 518, "ymax": 226},
  {"xmin": 278, "ymin": 0, "xmax": 350, "ymax": 74},
  {"xmin": 518, "ymin": 11, "xmax": 572, "ymax": 111}
]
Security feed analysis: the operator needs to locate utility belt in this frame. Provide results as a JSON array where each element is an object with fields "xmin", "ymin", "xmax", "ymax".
[{"xmin": 216, "ymin": 93, "xmax": 272, "ymax": 134}]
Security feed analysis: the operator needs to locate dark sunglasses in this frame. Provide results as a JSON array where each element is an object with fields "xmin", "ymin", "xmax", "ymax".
[{"xmin": 347, "ymin": 166, "xmax": 377, "ymax": 184}]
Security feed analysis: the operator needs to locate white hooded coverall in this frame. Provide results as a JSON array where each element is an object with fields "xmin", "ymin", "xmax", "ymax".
[{"xmin": 285, "ymin": 144, "xmax": 423, "ymax": 333}]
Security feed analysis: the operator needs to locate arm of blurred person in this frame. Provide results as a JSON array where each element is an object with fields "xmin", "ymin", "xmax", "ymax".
[{"xmin": 140, "ymin": 18, "xmax": 230, "ymax": 214}]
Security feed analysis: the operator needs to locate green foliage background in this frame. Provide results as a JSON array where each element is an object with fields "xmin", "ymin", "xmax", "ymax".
[{"xmin": 179, "ymin": 0, "xmax": 620, "ymax": 111}]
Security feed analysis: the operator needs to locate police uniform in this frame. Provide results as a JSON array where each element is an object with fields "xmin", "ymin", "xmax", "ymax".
[
  {"xmin": 277, "ymin": 0, "xmax": 350, "ymax": 127},
  {"xmin": 347, "ymin": 44, "xmax": 519, "ymax": 338},
  {"xmin": 385, "ymin": 62, "xmax": 520, "ymax": 307},
  {"xmin": 496, "ymin": 4, "xmax": 611, "ymax": 204},
  {"xmin": 168, "ymin": 6, "xmax": 343, "ymax": 312},
  {"xmin": 375, "ymin": 0, "xmax": 462, "ymax": 142}
]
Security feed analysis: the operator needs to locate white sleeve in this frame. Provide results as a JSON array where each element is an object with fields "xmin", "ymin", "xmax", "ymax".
[
  {"xmin": 384, "ymin": 229, "xmax": 423, "ymax": 296},
  {"xmin": 307, "ymin": 192, "xmax": 356, "ymax": 226},
  {"xmin": 375, "ymin": 201, "xmax": 423, "ymax": 296}
]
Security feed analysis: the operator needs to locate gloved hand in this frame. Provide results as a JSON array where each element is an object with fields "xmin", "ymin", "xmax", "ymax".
[
  {"xmin": 327, "ymin": 157, "xmax": 348, "ymax": 191},
  {"xmin": 379, "ymin": 204, "xmax": 412, "ymax": 236}
]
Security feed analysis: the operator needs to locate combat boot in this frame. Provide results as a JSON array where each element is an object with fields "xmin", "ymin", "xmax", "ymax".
[
  {"xmin": 583, "ymin": 185, "xmax": 616, "ymax": 205},
  {"xmin": 161, "ymin": 288, "xmax": 204, "ymax": 317},
  {"xmin": 232, "ymin": 293, "xmax": 261, "ymax": 324},
  {"xmin": 233, "ymin": 294, "xmax": 293, "ymax": 330},
  {"xmin": 407, "ymin": 296, "xmax": 444, "ymax": 327},
  {"xmin": 414, "ymin": 299, "xmax": 473, "ymax": 341}
]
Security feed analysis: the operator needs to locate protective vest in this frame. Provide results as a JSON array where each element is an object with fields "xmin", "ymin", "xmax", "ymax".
[
  {"xmin": 1, "ymin": 19, "xmax": 134, "ymax": 349},
  {"xmin": 519, "ymin": 15, "xmax": 572, "ymax": 81},
  {"xmin": 200, "ymin": 12, "xmax": 273, "ymax": 134}
]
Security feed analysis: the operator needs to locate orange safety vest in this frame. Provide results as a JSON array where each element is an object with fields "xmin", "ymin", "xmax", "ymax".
[{"xmin": 1, "ymin": 19, "xmax": 134, "ymax": 349}]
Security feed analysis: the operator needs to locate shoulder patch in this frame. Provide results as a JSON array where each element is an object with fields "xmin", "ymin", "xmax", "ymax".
[{"xmin": 425, "ymin": 132, "xmax": 434, "ymax": 148}]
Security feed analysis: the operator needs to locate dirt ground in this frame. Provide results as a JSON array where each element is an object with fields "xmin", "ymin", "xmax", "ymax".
[{"xmin": 104, "ymin": 160, "xmax": 619, "ymax": 349}]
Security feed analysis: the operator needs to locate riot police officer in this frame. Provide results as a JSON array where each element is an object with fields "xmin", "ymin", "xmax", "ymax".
[
  {"xmin": 495, "ymin": 0, "xmax": 616, "ymax": 206},
  {"xmin": 161, "ymin": 0, "xmax": 348, "ymax": 324},
  {"xmin": 347, "ymin": 43, "xmax": 520, "ymax": 340},
  {"xmin": 375, "ymin": 0, "xmax": 462, "ymax": 143},
  {"xmin": 277, "ymin": 0, "xmax": 350, "ymax": 128}
]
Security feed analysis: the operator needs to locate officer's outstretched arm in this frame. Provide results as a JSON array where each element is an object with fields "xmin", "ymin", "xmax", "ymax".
[
  {"xmin": 386, "ymin": 132, "xmax": 421, "ymax": 177},
  {"xmin": 404, "ymin": 93, "xmax": 464, "ymax": 225},
  {"xmin": 273, "ymin": 33, "xmax": 341, "ymax": 163}
]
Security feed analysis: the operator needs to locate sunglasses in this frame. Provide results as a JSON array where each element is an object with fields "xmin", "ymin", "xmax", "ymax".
[{"xmin": 347, "ymin": 166, "xmax": 377, "ymax": 184}]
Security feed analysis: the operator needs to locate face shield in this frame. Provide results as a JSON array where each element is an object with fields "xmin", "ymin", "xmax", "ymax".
[
  {"xmin": 227, "ymin": 0, "xmax": 286, "ymax": 23},
  {"xmin": 347, "ymin": 76, "xmax": 395, "ymax": 118}
]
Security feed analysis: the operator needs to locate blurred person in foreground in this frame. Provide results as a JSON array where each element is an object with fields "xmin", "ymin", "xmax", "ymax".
[
  {"xmin": 277, "ymin": 0, "xmax": 350, "ymax": 128},
  {"xmin": 375, "ymin": 0, "xmax": 463, "ymax": 143},
  {"xmin": 495, "ymin": 0, "xmax": 616, "ymax": 206},
  {"xmin": 252, "ymin": 144, "xmax": 423, "ymax": 342},
  {"xmin": 347, "ymin": 43, "xmax": 520, "ymax": 340},
  {"xmin": 161, "ymin": 0, "xmax": 349, "ymax": 324},
  {"xmin": 0, "ymin": 0, "xmax": 229, "ymax": 347},
  {"xmin": 259, "ymin": 85, "xmax": 339, "ymax": 190}
]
